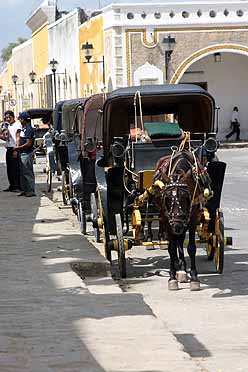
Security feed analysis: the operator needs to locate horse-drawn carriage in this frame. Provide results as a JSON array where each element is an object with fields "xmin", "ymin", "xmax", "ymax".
[
  {"xmin": 92, "ymin": 84, "xmax": 232, "ymax": 289},
  {"xmin": 56, "ymin": 95, "xmax": 105, "ymax": 236}
]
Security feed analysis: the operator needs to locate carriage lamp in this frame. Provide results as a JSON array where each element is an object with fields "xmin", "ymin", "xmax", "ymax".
[
  {"xmin": 204, "ymin": 137, "xmax": 218, "ymax": 153},
  {"xmin": 111, "ymin": 137, "xmax": 125, "ymax": 165},
  {"xmin": 82, "ymin": 41, "xmax": 105, "ymax": 86},
  {"xmin": 162, "ymin": 35, "xmax": 176, "ymax": 82},
  {"xmin": 54, "ymin": 131, "xmax": 60, "ymax": 141},
  {"xmin": 59, "ymin": 130, "xmax": 69, "ymax": 143},
  {"xmin": 84, "ymin": 137, "xmax": 96, "ymax": 153}
]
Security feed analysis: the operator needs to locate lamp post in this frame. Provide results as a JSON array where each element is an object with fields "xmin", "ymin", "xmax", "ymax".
[
  {"xmin": 49, "ymin": 58, "xmax": 58, "ymax": 105},
  {"xmin": 29, "ymin": 70, "xmax": 41, "ymax": 107},
  {"xmin": 162, "ymin": 35, "xmax": 176, "ymax": 82},
  {"xmin": 11, "ymin": 74, "xmax": 18, "ymax": 101},
  {"xmin": 82, "ymin": 41, "xmax": 105, "ymax": 88}
]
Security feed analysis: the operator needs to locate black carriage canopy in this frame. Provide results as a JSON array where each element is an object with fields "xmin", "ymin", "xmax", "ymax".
[
  {"xmin": 102, "ymin": 84, "xmax": 215, "ymax": 154},
  {"xmin": 61, "ymin": 98, "xmax": 88, "ymax": 134},
  {"xmin": 53, "ymin": 101, "xmax": 65, "ymax": 132},
  {"xmin": 80, "ymin": 93, "xmax": 106, "ymax": 144},
  {"xmin": 27, "ymin": 108, "xmax": 53, "ymax": 125}
]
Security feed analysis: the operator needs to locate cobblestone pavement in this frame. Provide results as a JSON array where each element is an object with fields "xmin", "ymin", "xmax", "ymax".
[{"xmin": 0, "ymin": 146, "xmax": 206, "ymax": 372}]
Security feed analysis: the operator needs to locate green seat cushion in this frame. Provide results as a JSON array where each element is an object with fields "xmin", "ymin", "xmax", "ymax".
[{"xmin": 144, "ymin": 121, "xmax": 182, "ymax": 138}]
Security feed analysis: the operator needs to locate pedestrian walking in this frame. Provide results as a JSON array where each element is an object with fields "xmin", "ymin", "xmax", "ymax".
[
  {"xmin": 226, "ymin": 106, "xmax": 241, "ymax": 141},
  {"xmin": 0, "ymin": 110, "xmax": 22, "ymax": 192},
  {"xmin": 14, "ymin": 111, "xmax": 36, "ymax": 197}
]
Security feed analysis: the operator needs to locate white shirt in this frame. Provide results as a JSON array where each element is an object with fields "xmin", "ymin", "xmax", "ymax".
[
  {"xmin": 231, "ymin": 111, "xmax": 240, "ymax": 123},
  {"xmin": 6, "ymin": 121, "xmax": 22, "ymax": 148}
]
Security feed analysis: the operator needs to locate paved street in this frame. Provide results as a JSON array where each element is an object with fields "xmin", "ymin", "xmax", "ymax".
[
  {"xmin": 120, "ymin": 148, "xmax": 248, "ymax": 372},
  {"xmin": 0, "ymin": 144, "xmax": 248, "ymax": 372}
]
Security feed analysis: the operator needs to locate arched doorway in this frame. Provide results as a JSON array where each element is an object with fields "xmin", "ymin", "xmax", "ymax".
[{"xmin": 171, "ymin": 45, "xmax": 248, "ymax": 140}]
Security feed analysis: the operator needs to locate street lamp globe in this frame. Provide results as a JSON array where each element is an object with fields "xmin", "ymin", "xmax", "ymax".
[
  {"xmin": 29, "ymin": 70, "xmax": 37, "ymax": 84},
  {"xmin": 82, "ymin": 42, "xmax": 94, "ymax": 63},
  {"xmin": 49, "ymin": 58, "xmax": 59, "ymax": 73},
  {"xmin": 11, "ymin": 74, "xmax": 19, "ymax": 85}
]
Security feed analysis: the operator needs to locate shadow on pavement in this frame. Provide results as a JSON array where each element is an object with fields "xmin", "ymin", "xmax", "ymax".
[{"xmin": 0, "ymin": 158, "xmax": 163, "ymax": 372}]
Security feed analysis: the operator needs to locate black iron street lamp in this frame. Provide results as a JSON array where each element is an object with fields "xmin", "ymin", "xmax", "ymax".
[
  {"xmin": 11, "ymin": 74, "xmax": 24, "ymax": 111},
  {"xmin": 11, "ymin": 74, "xmax": 19, "ymax": 101},
  {"xmin": 29, "ymin": 70, "xmax": 37, "ymax": 84},
  {"xmin": 49, "ymin": 58, "xmax": 58, "ymax": 105},
  {"xmin": 162, "ymin": 35, "xmax": 176, "ymax": 82},
  {"xmin": 82, "ymin": 41, "xmax": 105, "ymax": 87}
]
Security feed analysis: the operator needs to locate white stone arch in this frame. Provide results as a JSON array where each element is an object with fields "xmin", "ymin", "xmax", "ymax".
[
  {"xmin": 171, "ymin": 43, "xmax": 248, "ymax": 84},
  {"xmin": 134, "ymin": 61, "xmax": 163, "ymax": 86}
]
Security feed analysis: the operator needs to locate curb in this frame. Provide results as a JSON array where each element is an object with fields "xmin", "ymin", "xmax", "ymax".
[{"xmin": 219, "ymin": 142, "xmax": 248, "ymax": 149}]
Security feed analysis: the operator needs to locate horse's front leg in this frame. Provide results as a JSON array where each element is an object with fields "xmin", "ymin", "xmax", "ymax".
[
  {"xmin": 146, "ymin": 220, "xmax": 153, "ymax": 242},
  {"xmin": 177, "ymin": 234, "xmax": 188, "ymax": 283},
  {"xmin": 187, "ymin": 222, "xmax": 200, "ymax": 291},
  {"xmin": 168, "ymin": 238, "xmax": 179, "ymax": 290}
]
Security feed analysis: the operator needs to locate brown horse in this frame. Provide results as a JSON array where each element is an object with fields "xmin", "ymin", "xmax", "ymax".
[{"xmin": 153, "ymin": 149, "xmax": 211, "ymax": 291}]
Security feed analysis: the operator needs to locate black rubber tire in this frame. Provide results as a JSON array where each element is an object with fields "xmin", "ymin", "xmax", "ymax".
[
  {"xmin": 206, "ymin": 238, "xmax": 215, "ymax": 261},
  {"xmin": 77, "ymin": 201, "xmax": 87, "ymax": 234},
  {"xmin": 215, "ymin": 209, "xmax": 224, "ymax": 274},
  {"xmin": 115, "ymin": 214, "xmax": 127, "ymax": 278},
  {"xmin": 47, "ymin": 169, "xmax": 52, "ymax": 193},
  {"xmin": 90, "ymin": 193, "xmax": 101, "ymax": 243},
  {"xmin": 62, "ymin": 171, "xmax": 69, "ymax": 205}
]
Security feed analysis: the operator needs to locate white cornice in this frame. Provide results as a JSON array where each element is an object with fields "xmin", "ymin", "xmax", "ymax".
[{"xmin": 103, "ymin": 1, "xmax": 248, "ymax": 30}]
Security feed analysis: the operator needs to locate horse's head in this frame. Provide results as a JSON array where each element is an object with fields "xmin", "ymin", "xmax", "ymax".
[{"xmin": 159, "ymin": 170, "xmax": 192, "ymax": 236}]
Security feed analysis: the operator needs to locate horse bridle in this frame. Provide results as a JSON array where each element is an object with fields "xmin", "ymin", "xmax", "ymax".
[{"xmin": 162, "ymin": 178, "xmax": 192, "ymax": 228}]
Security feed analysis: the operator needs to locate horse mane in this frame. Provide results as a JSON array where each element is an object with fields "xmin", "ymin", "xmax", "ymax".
[{"xmin": 154, "ymin": 149, "xmax": 197, "ymax": 183}]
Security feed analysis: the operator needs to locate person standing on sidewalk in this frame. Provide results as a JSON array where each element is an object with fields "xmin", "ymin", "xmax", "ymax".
[
  {"xmin": 226, "ymin": 106, "xmax": 241, "ymax": 141},
  {"xmin": 14, "ymin": 111, "xmax": 36, "ymax": 197},
  {"xmin": 0, "ymin": 110, "xmax": 22, "ymax": 192}
]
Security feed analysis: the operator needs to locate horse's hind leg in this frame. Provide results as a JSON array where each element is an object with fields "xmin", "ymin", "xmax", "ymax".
[
  {"xmin": 187, "ymin": 223, "xmax": 200, "ymax": 291},
  {"xmin": 177, "ymin": 234, "xmax": 188, "ymax": 283},
  {"xmin": 168, "ymin": 239, "xmax": 179, "ymax": 290}
]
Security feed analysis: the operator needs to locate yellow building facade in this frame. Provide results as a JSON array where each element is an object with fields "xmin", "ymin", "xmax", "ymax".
[
  {"xmin": 0, "ymin": 58, "xmax": 14, "ymax": 118},
  {"xmin": 79, "ymin": 14, "xmax": 104, "ymax": 96},
  {"xmin": 31, "ymin": 22, "xmax": 49, "ymax": 108}
]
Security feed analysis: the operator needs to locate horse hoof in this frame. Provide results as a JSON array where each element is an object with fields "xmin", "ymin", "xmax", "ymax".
[
  {"xmin": 190, "ymin": 280, "xmax": 200, "ymax": 291},
  {"xmin": 168, "ymin": 279, "xmax": 179, "ymax": 291},
  {"xmin": 176, "ymin": 271, "xmax": 188, "ymax": 283}
]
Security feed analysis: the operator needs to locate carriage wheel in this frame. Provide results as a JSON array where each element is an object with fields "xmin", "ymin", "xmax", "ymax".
[
  {"xmin": 77, "ymin": 200, "xmax": 87, "ymax": 235},
  {"xmin": 98, "ymin": 191, "xmax": 111, "ymax": 262},
  {"xmin": 62, "ymin": 171, "xmax": 70, "ymax": 205},
  {"xmin": 206, "ymin": 237, "xmax": 215, "ymax": 261},
  {"xmin": 90, "ymin": 193, "xmax": 101, "ymax": 243},
  {"xmin": 215, "ymin": 209, "xmax": 224, "ymax": 274},
  {"xmin": 115, "ymin": 214, "xmax": 127, "ymax": 279}
]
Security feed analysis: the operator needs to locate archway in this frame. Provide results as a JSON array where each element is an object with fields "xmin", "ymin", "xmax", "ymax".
[{"xmin": 171, "ymin": 44, "xmax": 248, "ymax": 140}]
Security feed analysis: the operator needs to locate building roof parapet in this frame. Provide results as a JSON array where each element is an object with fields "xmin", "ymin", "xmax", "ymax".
[
  {"xmin": 103, "ymin": 1, "xmax": 248, "ymax": 30},
  {"xmin": 26, "ymin": 0, "xmax": 57, "ymax": 33}
]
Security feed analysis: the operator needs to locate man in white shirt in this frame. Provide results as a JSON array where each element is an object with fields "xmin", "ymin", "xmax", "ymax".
[
  {"xmin": 0, "ymin": 110, "xmax": 22, "ymax": 191},
  {"xmin": 226, "ymin": 106, "xmax": 241, "ymax": 141}
]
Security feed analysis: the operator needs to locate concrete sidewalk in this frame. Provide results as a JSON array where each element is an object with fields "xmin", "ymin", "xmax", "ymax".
[
  {"xmin": 0, "ymin": 140, "xmax": 245, "ymax": 372},
  {"xmin": 0, "ymin": 152, "xmax": 206, "ymax": 372}
]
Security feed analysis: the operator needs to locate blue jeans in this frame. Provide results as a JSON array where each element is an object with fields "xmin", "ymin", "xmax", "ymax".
[{"xmin": 19, "ymin": 152, "xmax": 35, "ymax": 193}]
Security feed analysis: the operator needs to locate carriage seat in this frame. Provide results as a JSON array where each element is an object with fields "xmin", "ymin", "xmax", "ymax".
[{"xmin": 144, "ymin": 121, "xmax": 184, "ymax": 141}]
